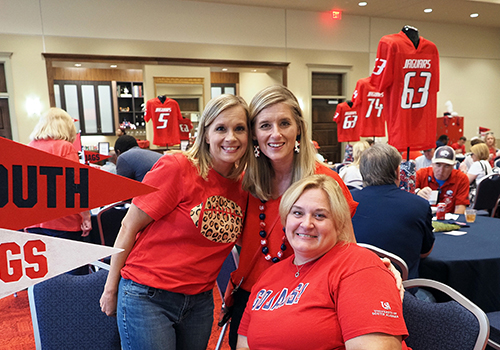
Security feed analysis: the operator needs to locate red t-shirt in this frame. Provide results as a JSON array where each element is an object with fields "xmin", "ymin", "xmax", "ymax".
[
  {"xmin": 351, "ymin": 77, "xmax": 386, "ymax": 137},
  {"xmin": 231, "ymin": 163, "xmax": 358, "ymax": 292},
  {"xmin": 27, "ymin": 139, "xmax": 83, "ymax": 232},
  {"xmin": 451, "ymin": 142, "xmax": 466, "ymax": 155},
  {"xmin": 370, "ymin": 31, "xmax": 439, "ymax": 152},
  {"xmin": 416, "ymin": 167, "xmax": 469, "ymax": 213},
  {"xmin": 122, "ymin": 153, "xmax": 248, "ymax": 294},
  {"xmin": 144, "ymin": 97, "xmax": 183, "ymax": 146},
  {"xmin": 333, "ymin": 102, "xmax": 360, "ymax": 142},
  {"xmin": 239, "ymin": 244, "xmax": 410, "ymax": 350}
]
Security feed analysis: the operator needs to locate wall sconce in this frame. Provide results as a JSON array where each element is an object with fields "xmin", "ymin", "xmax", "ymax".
[{"xmin": 26, "ymin": 96, "xmax": 43, "ymax": 117}]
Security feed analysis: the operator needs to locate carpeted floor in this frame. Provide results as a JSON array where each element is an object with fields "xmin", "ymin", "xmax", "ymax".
[{"xmin": 0, "ymin": 288, "xmax": 230, "ymax": 350}]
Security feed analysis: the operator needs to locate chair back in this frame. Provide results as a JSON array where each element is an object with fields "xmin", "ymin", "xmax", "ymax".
[
  {"xmin": 97, "ymin": 201, "xmax": 129, "ymax": 246},
  {"xmin": 215, "ymin": 247, "xmax": 239, "ymax": 350},
  {"xmin": 357, "ymin": 243, "xmax": 409, "ymax": 280},
  {"xmin": 28, "ymin": 263, "xmax": 121, "ymax": 350},
  {"xmin": 403, "ymin": 278, "xmax": 489, "ymax": 350},
  {"xmin": 471, "ymin": 174, "xmax": 500, "ymax": 217}
]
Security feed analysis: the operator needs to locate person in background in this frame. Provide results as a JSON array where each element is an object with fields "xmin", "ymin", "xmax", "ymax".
[
  {"xmin": 460, "ymin": 137, "xmax": 485, "ymax": 173},
  {"xmin": 100, "ymin": 94, "xmax": 251, "ymax": 350},
  {"xmin": 116, "ymin": 127, "xmax": 126, "ymax": 137},
  {"xmin": 435, "ymin": 134, "xmax": 449, "ymax": 148},
  {"xmin": 100, "ymin": 150, "xmax": 117, "ymax": 174},
  {"xmin": 352, "ymin": 143, "xmax": 434, "ymax": 280},
  {"xmin": 467, "ymin": 143, "xmax": 493, "ymax": 202},
  {"xmin": 485, "ymin": 132, "xmax": 500, "ymax": 167},
  {"xmin": 237, "ymin": 175, "xmax": 410, "ymax": 350},
  {"xmin": 25, "ymin": 107, "xmax": 91, "ymax": 274},
  {"xmin": 451, "ymin": 136, "xmax": 467, "ymax": 155},
  {"xmin": 227, "ymin": 85, "xmax": 358, "ymax": 350},
  {"xmin": 416, "ymin": 146, "xmax": 469, "ymax": 214},
  {"xmin": 114, "ymin": 135, "xmax": 162, "ymax": 182},
  {"xmin": 415, "ymin": 148, "xmax": 435, "ymax": 170},
  {"xmin": 339, "ymin": 140, "xmax": 370, "ymax": 190}
]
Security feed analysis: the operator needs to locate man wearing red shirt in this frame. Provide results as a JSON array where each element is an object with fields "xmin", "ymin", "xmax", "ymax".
[
  {"xmin": 415, "ymin": 146, "xmax": 469, "ymax": 214},
  {"xmin": 451, "ymin": 136, "xmax": 467, "ymax": 155}
]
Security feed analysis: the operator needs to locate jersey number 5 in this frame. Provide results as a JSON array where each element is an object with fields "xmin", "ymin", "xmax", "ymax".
[
  {"xmin": 157, "ymin": 113, "xmax": 169, "ymax": 129},
  {"xmin": 401, "ymin": 71, "xmax": 431, "ymax": 109}
]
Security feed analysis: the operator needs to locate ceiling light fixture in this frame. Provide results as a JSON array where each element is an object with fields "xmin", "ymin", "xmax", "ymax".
[
  {"xmin": 110, "ymin": 65, "xmax": 117, "ymax": 68},
  {"xmin": 470, "ymin": 13, "xmax": 479, "ymax": 18},
  {"xmin": 222, "ymin": 68, "xmax": 228, "ymax": 71},
  {"xmin": 358, "ymin": 2, "xmax": 367, "ymax": 6},
  {"xmin": 74, "ymin": 63, "xmax": 82, "ymax": 67},
  {"xmin": 424, "ymin": 8, "xmax": 432, "ymax": 13}
]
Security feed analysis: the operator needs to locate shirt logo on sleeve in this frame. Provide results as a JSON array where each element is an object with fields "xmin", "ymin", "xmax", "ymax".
[{"xmin": 373, "ymin": 301, "xmax": 400, "ymax": 318}]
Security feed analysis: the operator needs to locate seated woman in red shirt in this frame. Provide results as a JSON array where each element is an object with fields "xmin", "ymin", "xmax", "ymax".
[{"xmin": 237, "ymin": 175, "xmax": 410, "ymax": 350}]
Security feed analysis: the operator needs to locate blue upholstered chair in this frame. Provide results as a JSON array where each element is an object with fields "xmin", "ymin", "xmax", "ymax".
[
  {"xmin": 97, "ymin": 201, "xmax": 130, "ymax": 247},
  {"xmin": 471, "ymin": 173, "xmax": 500, "ymax": 217},
  {"xmin": 28, "ymin": 262, "xmax": 121, "ymax": 350},
  {"xmin": 403, "ymin": 278, "xmax": 489, "ymax": 350}
]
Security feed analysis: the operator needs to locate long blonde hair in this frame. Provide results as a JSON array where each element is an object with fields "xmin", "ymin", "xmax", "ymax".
[
  {"xmin": 30, "ymin": 108, "xmax": 77, "ymax": 143},
  {"xmin": 185, "ymin": 94, "xmax": 251, "ymax": 180},
  {"xmin": 242, "ymin": 85, "xmax": 318, "ymax": 200}
]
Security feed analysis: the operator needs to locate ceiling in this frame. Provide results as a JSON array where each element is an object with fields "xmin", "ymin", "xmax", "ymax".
[{"xmin": 188, "ymin": 0, "xmax": 500, "ymax": 28}]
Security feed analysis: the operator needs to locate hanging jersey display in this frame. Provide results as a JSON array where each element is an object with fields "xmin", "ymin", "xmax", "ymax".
[
  {"xmin": 370, "ymin": 31, "xmax": 439, "ymax": 152},
  {"xmin": 333, "ymin": 102, "xmax": 360, "ymax": 143},
  {"xmin": 144, "ymin": 97, "xmax": 183, "ymax": 147},
  {"xmin": 179, "ymin": 117, "xmax": 194, "ymax": 141},
  {"xmin": 351, "ymin": 77, "xmax": 386, "ymax": 137}
]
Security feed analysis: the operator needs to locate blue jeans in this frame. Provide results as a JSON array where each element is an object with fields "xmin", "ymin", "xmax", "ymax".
[{"xmin": 117, "ymin": 278, "xmax": 214, "ymax": 350}]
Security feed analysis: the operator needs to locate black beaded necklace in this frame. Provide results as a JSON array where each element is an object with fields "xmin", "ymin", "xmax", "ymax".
[{"xmin": 258, "ymin": 199, "xmax": 287, "ymax": 263}]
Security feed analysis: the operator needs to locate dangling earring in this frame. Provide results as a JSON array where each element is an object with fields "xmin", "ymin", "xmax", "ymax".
[
  {"xmin": 294, "ymin": 135, "xmax": 300, "ymax": 154},
  {"xmin": 253, "ymin": 140, "xmax": 260, "ymax": 158}
]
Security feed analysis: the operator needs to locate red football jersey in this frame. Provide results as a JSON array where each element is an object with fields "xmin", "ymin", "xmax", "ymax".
[
  {"xmin": 370, "ymin": 31, "xmax": 439, "ymax": 152},
  {"xmin": 179, "ymin": 118, "xmax": 194, "ymax": 141},
  {"xmin": 333, "ymin": 101, "xmax": 360, "ymax": 143},
  {"xmin": 351, "ymin": 77, "xmax": 386, "ymax": 137},
  {"xmin": 144, "ymin": 97, "xmax": 183, "ymax": 146}
]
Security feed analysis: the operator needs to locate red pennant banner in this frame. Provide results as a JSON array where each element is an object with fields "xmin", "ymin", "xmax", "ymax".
[
  {"xmin": 84, "ymin": 150, "xmax": 112, "ymax": 164},
  {"xmin": 0, "ymin": 138, "xmax": 157, "ymax": 230}
]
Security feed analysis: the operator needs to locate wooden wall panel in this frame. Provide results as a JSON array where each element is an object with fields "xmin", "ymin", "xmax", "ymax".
[
  {"xmin": 53, "ymin": 67, "xmax": 143, "ymax": 82},
  {"xmin": 210, "ymin": 72, "xmax": 239, "ymax": 84}
]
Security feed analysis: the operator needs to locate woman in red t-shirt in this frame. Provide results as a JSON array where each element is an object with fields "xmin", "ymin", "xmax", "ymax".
[
  {"xmin": 485, "ymin": 132, "xmax": 499, "ymax": 167},
  {"xmin": 100, "ymin": 94, "xmax": 251, "ymax": 350},
  {"xmin": 25, "ymin": 108, "xmax": 91, "ymax": 274}
]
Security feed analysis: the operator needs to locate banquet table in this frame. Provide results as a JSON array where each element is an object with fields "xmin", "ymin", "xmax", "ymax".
[{"xmin": 419, "ymin": 214, "xmax": 500, "ymax": 312}]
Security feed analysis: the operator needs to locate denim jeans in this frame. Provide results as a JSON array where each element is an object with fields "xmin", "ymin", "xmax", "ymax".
[{"xmin": 117, "ymin": 278, "xmax": 214, "ymax": 350}]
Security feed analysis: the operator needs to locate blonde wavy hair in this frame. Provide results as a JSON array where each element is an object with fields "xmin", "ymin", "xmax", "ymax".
[
  {"xmin": 243, "ymin": 85, "xmax": 319, "ymax": 200},
  {"xmin": 30, "ymin": 108, "xmax": 77, "ymax": 143}
]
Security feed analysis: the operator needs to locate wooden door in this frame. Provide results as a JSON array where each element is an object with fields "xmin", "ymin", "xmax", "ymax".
[
  {"xmin": 311, "ymin": 99, "xmax": 341, "ymax": 163},
  {"xmin": 0, "ymin": 99, "xmax": 12, "ymax": 139}
]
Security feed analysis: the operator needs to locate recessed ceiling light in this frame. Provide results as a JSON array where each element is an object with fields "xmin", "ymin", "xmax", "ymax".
[
  {"xmin": 74, "ymin": 63, "xmax": 82, "ymax": 67},
  {"xmin": 110, "ymin": 65, "xmax": 117, "ymax": 68},
  {"xmin": 470, "ymin": 13, "xmax": 479, "ymax": 18},
  {"xmin": 424, "ymin": 8, "xmax": 432, "ymax": 13},
  {"xmin": 358, "ymin": 1, "xmax": 368, "ymax": 6},
  {"xmin": 252, "ymin": 69, "xmax": 257, "ymax": 72},
  {"xmin": 222, "ymin": 68, "xmax": 228, "ymax": 71}
]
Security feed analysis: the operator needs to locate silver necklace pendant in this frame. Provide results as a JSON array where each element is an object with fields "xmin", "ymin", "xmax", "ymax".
[{"xmin": 295, "ymin": 271, "xmax": 300, "ymax": 278}]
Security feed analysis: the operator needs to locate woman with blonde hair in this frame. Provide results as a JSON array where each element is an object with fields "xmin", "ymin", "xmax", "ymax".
[
  {"xmin": 25, "ymin": 108, "xmax": 91, "ymax": 272},
  {"xmin": 485, "ymin": 132, "xmax": 500, "ymax": 167},
  {"xmin": 339, "ymin": 140, "xmax": 371, "ymax": 189},
  {"xmin": 227, "ymin": 85, "xmax": 358, "ymax": 349},
  {"xmin": 467, "ymin": 143, "xmax": 493, "ymax": 202},
  {"xmin": 237, "ymin": 175, "xmax": 410, "ymax": 350},
  {"xmin": 100, "ymin": 94, "xmax": 251, "ymax": 350}
]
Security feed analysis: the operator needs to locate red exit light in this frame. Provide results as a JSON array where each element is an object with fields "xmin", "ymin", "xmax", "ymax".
[{"xmin": 332, "ymin": 10, "xmax": 342, "ymax": 20}]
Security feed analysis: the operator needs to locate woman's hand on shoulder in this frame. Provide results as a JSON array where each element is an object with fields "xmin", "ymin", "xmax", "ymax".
[{"xmin": 381, "ymin": 258, "xmax": 404, "ymax": 301}]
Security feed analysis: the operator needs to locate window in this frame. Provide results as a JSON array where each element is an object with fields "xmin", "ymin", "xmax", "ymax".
[{"xmin": 54, "ymin": 80, "xmax": 114, "ymax": 135}]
